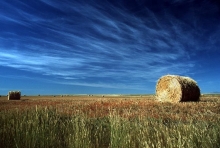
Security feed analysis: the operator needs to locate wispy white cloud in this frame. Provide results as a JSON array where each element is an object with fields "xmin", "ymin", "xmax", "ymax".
[{"xmin": 0, "ymin": 0, "xmax": 218, "ymax": 90}]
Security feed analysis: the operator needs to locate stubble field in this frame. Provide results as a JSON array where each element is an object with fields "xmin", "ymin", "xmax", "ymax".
[{"xmin": 0, "ymin": 94, "xmax": 220, "ymax": 147}]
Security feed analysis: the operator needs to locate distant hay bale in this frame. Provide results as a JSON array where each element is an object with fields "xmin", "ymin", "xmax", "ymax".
[
  {"xmin": 156, "ymin": 75, "xmax": 200, "ymax": 102},
  {"xmin": 8, "ymin": 91, "xmax": 21, "ymax": 100}
]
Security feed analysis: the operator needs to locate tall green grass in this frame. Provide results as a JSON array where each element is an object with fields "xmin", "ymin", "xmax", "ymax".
[{"xmin": 0, "ymin": 107, "xmax": 220, "ymax": 148}]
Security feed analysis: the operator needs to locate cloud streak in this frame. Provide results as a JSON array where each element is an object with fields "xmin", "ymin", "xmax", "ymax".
[{"xmin": 0, "ymin": 0, "xmax": 219, "ymax": 91}]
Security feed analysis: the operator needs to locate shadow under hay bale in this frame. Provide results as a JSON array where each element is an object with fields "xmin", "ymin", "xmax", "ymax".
[
  {"xmin": 8, "ymin": 91, "xmax": 21, "ymax": 100},
  {"xmin": 156, "ymin": 75, "xmax": 200, "ymax": 103}
]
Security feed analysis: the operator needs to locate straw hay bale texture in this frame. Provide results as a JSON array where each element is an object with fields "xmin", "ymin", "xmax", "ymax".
[
  {"xmin": 156, "ymin": 75, "xmax": 200, "ymax": 102},
  {"xmin": 8, "ymin": 91, "xmax": 21, "ymax": 100}
]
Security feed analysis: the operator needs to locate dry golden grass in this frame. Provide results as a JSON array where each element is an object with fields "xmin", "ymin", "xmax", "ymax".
[{"xmin": 1, "ymin": 94, "xmax": 220, "ymax": 122}]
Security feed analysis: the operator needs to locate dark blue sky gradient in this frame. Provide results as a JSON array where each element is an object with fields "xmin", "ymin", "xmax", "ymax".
[{"xmin": 0, "ymin": 0, "xmax": 220, "ymax": 95}]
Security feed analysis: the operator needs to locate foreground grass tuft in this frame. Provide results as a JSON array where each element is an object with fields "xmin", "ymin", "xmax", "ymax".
[{"xmin": 0, "ymin": 106, "xmax": 220, "ymax": 148}]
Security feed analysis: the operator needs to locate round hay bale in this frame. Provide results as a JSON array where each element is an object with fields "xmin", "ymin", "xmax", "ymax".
[
  {"xmin": 156, "ymin": 75, "xmax": 200, "ymax": 102},
  {"xmin": 8, "ymin": 91, "xmax": 21, "ymax": 100}
]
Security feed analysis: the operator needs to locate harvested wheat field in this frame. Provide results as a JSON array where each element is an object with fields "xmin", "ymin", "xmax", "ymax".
[
  {"xmin": 0, "ymin": 94, "xmax": 220, "ymax": 147},
  {"xmin": 0, "ymin": 94, "xmax": 219, "ymax": 120}
]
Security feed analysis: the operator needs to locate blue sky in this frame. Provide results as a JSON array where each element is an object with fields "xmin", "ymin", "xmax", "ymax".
[{"xmin": 0, "ymin": 0, "xmax": 220, "ymax": 95}]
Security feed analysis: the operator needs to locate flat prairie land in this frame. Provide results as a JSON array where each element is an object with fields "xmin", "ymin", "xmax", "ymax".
[
  {"xmin": 1, "ymin": 94, "xmax": 220, "ymax": 148},
  {"xmin": 0, "ymin": 95, "xmax": 156, "ymax": 115},
  {"xmin": 0, "ymin": 94, "xmax": 220, "ymax": 121}
]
